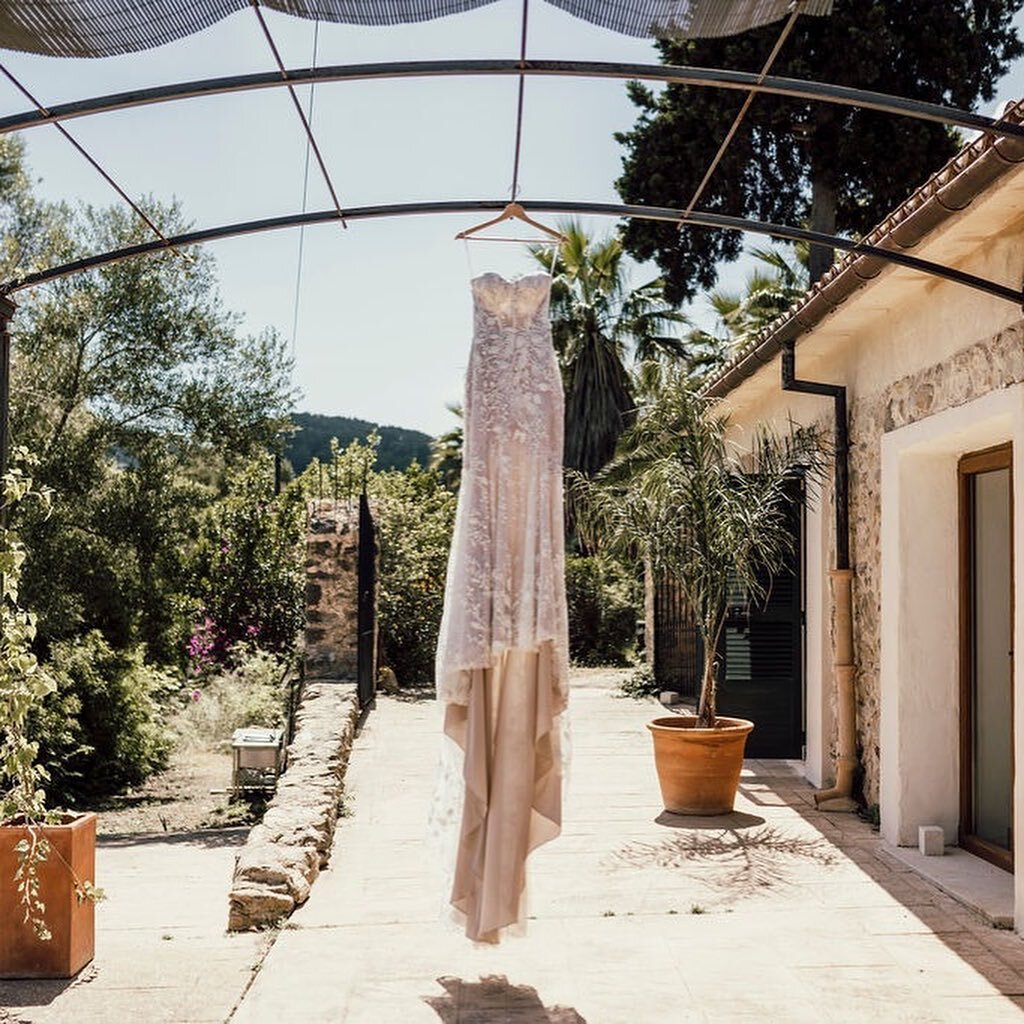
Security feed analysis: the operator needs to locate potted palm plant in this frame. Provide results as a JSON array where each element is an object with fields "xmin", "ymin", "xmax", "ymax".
[
  {"xmin": 0, "ymin": 457, "xmax": 102, "ymax": 978},
  {"xmin": 573, "ymin": 369, "xmax": 823, "ymax": 815}
]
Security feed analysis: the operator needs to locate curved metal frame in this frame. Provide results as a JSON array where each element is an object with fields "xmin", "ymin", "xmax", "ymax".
[
  {"xmin": 6, "ymin": 199, "xmax": 1022, "ymax": 305},
  {"xmin": 3, "ymin": 58, "xmax": 1021, "ymax": 302},
  {"xmin": 2, "ymin": 59, "xmax": 1022, "ymax": 143}
]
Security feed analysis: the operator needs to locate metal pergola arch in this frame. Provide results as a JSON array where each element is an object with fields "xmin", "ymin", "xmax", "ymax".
[
  {"xmin": 1, "ymin": 34, "xmax": 1023, "ymax": 480},
  {"xmin": 1, "ymin": 52, "xmax": 1021, "ymax": 301},
  {"xmin": 5, "ymin": 199, "xmax": 1023, "ymax": 306},
  {"xmin": 2, "ymin": 58, "xmax": 1023, "ymax": 302},
  {"xmin": 3, "ymin": 59, "xmax": 1024, "ymax": 143}
]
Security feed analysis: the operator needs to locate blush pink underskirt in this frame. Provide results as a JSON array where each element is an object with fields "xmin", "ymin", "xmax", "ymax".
[{"xmin": 442, "ymin": 643, "xmax": 562, "ymax": 943}]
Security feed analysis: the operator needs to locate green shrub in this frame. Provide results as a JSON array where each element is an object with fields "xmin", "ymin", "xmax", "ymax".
[
  {"xmin": 618, "ymin": 663, "xmax": 660, "ymax": 700},
  {"xmin": 30, "ymin": 631, "xmax": 177, "ymax": 806},
  {"xmin": 565, "ymin": 554, "xmax": 639, "ymax": 666},
  {"xmin": 189, "ymin": 465, "xmax": 306, "ymax": 668},
  {"xmin": 374, "ymin": 465, "xmax": 457, "ymax": 686},
  {"xmin": 174, "ymin": 646, "xmax": 290, "ymax": 751}
]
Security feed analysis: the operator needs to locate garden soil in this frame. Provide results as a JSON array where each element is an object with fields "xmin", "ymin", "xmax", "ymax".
[{"xmin": 93, "ymin": 748, "xmax": 245, "ymax": 835}]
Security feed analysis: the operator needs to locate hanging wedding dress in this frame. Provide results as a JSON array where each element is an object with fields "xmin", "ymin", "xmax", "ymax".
[{"xmin": 433, "ymin": 270, "xmax": 569, "ymax": 944}]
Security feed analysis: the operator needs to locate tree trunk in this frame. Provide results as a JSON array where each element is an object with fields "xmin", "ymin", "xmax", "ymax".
[
  {"xmin": 808, "ymin": 107, "xmax": 839, "ymax": 285},
  {"xmin": 697, "ymin": 648, "xmax": 717, "ymax": 727},
  {"xmin": 808, "ymin": 170, "xmax": 837, "ymax": 285}
]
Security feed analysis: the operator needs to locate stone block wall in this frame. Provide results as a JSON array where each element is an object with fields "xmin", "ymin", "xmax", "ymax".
[
  {"xmin": 304, "ymin": 501, "xmax": 360, "ymax": 682},
  {"xmin": 228, "ymin": 682, "xmax": 360, "ymax": 930},
  {"xmin": 227, "ymin": 498, "xmax": 376, "ymax": 930},
  {"xmin": 847, "ymin": 319, "xmax": 1024, "ymax": 804}
]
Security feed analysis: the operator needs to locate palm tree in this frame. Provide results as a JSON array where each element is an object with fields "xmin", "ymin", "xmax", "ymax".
[
  {"xmin": 691, "ymin": 244, "xmax": 809, "ymax": 357},
  {"xmin": 571, "ymin": 367, "xmax": 825, "ymax": 727},
  {"xmin": 529, "ymin": 222, "xmax": 687, "ymax": 476},
  {"xmin": 429, "ymin": 403, "xmax": 463, "ymax": 491}
]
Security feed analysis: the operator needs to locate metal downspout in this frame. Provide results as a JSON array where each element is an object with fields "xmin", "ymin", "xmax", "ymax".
[{"xmin": 781, "ymin": 341, "xmax": 858, "ymax": 812}]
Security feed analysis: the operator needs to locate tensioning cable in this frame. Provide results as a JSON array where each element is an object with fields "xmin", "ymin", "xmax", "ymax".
[
  {"xmin": 509, "ymin": 0, "xmax": 530, "ymax": 201},
  {"xmin": 250, "ymin": 0, "xmax": 346, "ymax": 227},
  {"xmin": 290, "ymin": 19, "xmax": 320, "ymax": 357},
  {"xmin": 680, "ymin": 0, "xmax": 805, "ymax": 223},
  {"xmin": 0, "ymin": 61, "xmax": 186, "ymax": 260}
]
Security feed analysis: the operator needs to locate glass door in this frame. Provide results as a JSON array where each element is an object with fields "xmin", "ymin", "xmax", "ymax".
[{"xmin": 959, "ymin": 444, "xmax": 1014, "ymax": 872}]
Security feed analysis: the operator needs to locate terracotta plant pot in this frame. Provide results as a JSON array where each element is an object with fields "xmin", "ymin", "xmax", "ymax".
[
  {"xmin": 647, "ymin": 716, "xmax": 754, "ymax": 815},
  {"xmin": 0, "ymin": 812, "xmax": 97, "ymax": 978}
]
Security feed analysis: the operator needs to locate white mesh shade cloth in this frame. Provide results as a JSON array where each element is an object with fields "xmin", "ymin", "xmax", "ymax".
[
  {"xmin": 551, "ymin": 0, "xmax": 832, "ymax": 39},
  {"xmin": 0, "ymin": 0, "xmax": 833, "ymax": 57}
]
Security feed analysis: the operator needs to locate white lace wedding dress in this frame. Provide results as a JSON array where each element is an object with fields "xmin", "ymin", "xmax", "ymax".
[{"xmin": 433, "ymin": 270, "xmax": 570, "ymax": 944}]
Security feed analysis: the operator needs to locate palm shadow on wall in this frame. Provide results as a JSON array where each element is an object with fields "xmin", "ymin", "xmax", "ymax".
[{"xmin": 424, "ymin": 974, "xmax": 587, "ymax": 1023}]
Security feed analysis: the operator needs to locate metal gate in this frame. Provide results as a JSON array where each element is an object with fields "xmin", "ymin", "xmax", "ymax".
[
  {"xmin": 652, "ymin": 576, "xmax": 702, "ymax": 700},
  {"xmin": 356, "ymin": 492, "xmax": 377, "ymax": 708}
]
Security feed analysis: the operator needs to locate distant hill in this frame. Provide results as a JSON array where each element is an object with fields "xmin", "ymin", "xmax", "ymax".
[{"xmin": 285, "ymin": 412, "xmax": 432, "ymax": 475}]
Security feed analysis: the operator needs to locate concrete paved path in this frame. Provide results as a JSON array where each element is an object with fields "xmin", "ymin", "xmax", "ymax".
[
  {"xmin": 233, "ymin": 677, "xmax": 1024, "ymax": 1024},
  {"xmin": 0, "ymin": 828, "xmax": 267, "ymax": 1024},
  {"xmin": 2, "ymin": 674, "xmax": 1021, "ymax": 1023}
]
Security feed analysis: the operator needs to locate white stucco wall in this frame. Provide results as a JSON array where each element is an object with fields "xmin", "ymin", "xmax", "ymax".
[
  {"xmin": 717, "ymin": 164, "xmax": 1024, "ymax": 929},
  {"xmin": 879, "ymin": 390, "xmax": 1017, "ymax": 841},
  {"xmin": 880, "ymin": 388, "xmax": 1024, "ymax": 932}
]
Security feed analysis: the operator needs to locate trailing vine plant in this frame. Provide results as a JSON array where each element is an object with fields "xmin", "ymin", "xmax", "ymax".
[{"xmin": 0, "ymin": 451, "xmax": 104, "ymax": 940}]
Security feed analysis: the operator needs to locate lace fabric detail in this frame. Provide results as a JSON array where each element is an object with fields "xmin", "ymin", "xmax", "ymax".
[
  {"xmin": 428, "ymin": 272, "xmax": 572, "ymax": 942},
  {"xmin": 434, "ymin": 272, "xmax": 570, "ymax": 710}
]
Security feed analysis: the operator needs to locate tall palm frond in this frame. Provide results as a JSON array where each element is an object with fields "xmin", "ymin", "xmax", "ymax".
[
  {"xmin": 618, "ymin": 278, "xmax": 689, "ymax": 363},
  {"xmin": 429, "ymin": 402, "xmax": 463, "ymax": 491},
  {"xmin": 571, "ymin": 367, "xmax": 826, "ymax": 725},
  {"xmin": 682, "ymin": 246, "xmax": 810, "ymax": 381},
  {"xmin": 529, "ymin": 222, "xmax": 687, "ymax": 475},
  {"xmin": 563, "ymin": 331, "xmax": 633, "ymax": 477}
]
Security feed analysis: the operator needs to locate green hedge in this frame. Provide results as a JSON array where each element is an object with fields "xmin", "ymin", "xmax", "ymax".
[
  {"xmin": 565, "ymin": 554, "xmax": 639, "ymax": 667},
  {"xmin": 29, "ymin": 631, "xmax": 177, "ymax": 806}
]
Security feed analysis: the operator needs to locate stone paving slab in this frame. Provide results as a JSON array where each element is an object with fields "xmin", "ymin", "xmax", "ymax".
[
  {"xmin": 3, "ymin": 677, "xmax": 1022, "ymax": 1023},
  {"xmin": 0, "ymin": 829, "xmax": 267, "ymax": 1024},
  {"xmin": 233, "ymin": 683, "xmax": 1024, "ymax": 1024},
  {"xmin": 888, "ymin": 843, "xmax": 1015, "ymax": 928}
]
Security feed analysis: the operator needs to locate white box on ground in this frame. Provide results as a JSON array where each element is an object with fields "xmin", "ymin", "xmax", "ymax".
[
  {"xmin": 919, "ymin": 825, "xmax": 944, "ymax": 856},
  {"xmin": 231, "ymin": 728, "xmax": 286, "ymax": 793},
  {"xmin": 232, "ymin": 728, "xmax": 283, "ymax": 769}
]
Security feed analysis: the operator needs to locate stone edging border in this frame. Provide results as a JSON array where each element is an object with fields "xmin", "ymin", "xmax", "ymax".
[{"xmin": 227, "ymin": 681, "xmax": 361, "ymax": 930}]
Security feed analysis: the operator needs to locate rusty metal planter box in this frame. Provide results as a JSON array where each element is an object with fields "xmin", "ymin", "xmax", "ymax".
[{"xmin": 0, "ymin": 812, "xmax": 97, "ymax": 978}]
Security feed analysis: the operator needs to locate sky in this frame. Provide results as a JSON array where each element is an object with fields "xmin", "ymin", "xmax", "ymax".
[{"xmin": 2, "ymin": 5, "xmax": 1024, "ymax": 437}]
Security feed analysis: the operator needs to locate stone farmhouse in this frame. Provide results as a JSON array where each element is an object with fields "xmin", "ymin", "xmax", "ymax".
[{"xmin": 701, "ymin": 99, "xmax": 1024, "ymax": 932}]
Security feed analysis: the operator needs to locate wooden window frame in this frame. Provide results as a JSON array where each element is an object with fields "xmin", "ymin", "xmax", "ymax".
[{"xmin": 958, "ymin": 442, "xmax": 1014, "ymax": 873}]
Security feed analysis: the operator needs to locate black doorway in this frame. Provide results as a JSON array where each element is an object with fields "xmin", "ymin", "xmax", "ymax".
[{"xmin": 716, "ymin": 479, "xmax": 804, "ymax": 759}]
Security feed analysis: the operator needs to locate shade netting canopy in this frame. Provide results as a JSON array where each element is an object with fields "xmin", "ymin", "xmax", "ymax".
[{"xmin": 0, "ymin": 0, "xmax": 832, "ymax": 57}]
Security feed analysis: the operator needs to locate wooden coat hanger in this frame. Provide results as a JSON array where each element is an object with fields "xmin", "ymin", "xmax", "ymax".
[{"xmin": 456, "ymin": 202, "xmax": 566, "ymax": 244}]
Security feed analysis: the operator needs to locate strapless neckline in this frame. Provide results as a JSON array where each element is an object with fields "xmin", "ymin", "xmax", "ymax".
[{"xmin": 471, "ymin": 271, "xmax": 551, "ymax": 286}]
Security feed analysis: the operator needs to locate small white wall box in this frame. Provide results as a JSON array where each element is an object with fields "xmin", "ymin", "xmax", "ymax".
[
  {"xmin": 231, "ymin": 728, "xmax": 285, "ymax": 793},
  {"xmin": 918, "ymin": 825, "xmax": 944, "ymax": 856}
]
